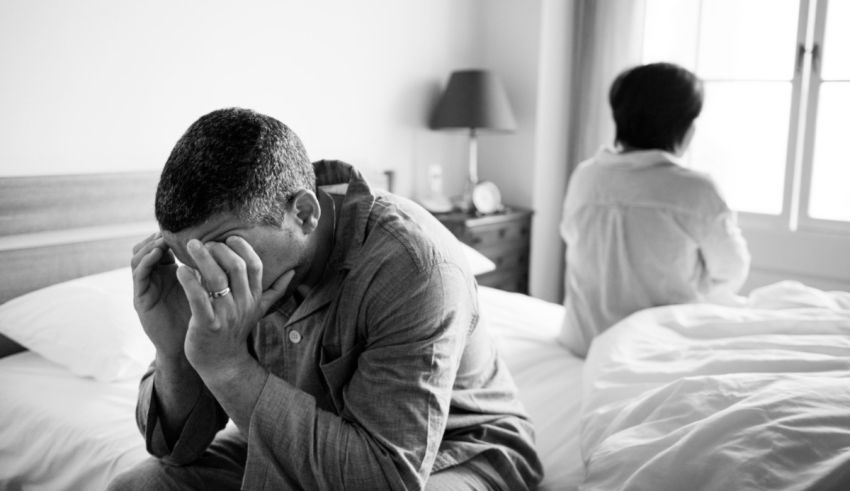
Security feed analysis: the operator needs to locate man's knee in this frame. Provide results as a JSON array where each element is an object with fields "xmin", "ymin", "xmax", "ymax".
[
  {"xmin": 107, "ymin": 457, "xmax": 203, "ymax": 491},
  {"xmin": 107, "ymin": 458, "xmax": 169, "ymax": 491},
  {"xmin": 107, "ymin": 454, "xmax": 244, "ymax": 491}
]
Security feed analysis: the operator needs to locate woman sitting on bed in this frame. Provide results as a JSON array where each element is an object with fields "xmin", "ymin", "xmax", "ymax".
[{"xmin": 559, "ymin": 62, "xmax": 751, "ymax": 357}]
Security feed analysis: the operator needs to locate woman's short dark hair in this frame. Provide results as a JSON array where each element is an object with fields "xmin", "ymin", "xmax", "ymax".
[
  {"xmin": 609, "ymin": 62, "xmax": 704, "ymax": 152},
  {"xmin": 155, "ymin": 108, "xmax": 315, "ymax": 232}
]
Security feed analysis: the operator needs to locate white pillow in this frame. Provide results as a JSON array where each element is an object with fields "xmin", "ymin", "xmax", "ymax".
[
  {"xmin": 0, "ymin": 248, "xmax": 491, "ymax": 382},
  {"xmin": 0, "ymin": 268, "xmax": 154, "ymax": 382},
  {"xmin": 460, "ymin": 242, "xmax": 496, "ymax": 275}
]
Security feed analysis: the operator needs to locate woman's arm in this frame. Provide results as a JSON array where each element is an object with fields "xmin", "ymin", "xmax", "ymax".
[{"xmin": 699, "ymin": 210, "xmax": 751, "ymax": 295}]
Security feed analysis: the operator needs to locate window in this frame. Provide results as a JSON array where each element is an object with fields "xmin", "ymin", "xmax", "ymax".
[
  {"xmin": 807, "ymin": 0, "xmax": 850, "ymax": 222},
  {"xmin": 643, "ymin": 0, "xmax": 850, "ymax": 229}
]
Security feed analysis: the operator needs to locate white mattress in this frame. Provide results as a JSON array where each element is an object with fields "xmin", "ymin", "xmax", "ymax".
[{"xmin": 0, "ymin": 286, "xmax": 581, "ymax": 490}]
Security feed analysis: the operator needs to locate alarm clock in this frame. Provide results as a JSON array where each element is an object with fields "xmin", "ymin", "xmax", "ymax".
[{"xmin": 471, "ymin": 181, "xmax": 503, "ymax": 214}]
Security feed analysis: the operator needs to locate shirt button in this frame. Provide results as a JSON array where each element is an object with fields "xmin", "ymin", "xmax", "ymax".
[{"xmin": 288, "ymin": 330, "xmax": 302, "ymax": 344}]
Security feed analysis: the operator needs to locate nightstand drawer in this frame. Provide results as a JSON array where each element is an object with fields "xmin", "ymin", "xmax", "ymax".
[
  {"xmin": 478, "ymin": 244, "xmax": 528, "ymax": 272},
  {"xmin": 461, "ymin": 220, "xmax": 530, "ymax": 249},
  {"xmin": 433, "ymin": 206, "xmax": 533, "ymax": 294}
]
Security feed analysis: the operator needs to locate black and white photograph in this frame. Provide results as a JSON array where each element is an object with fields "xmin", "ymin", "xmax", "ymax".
[{"xmin": 1, "ymin": 1, "xmax": 849, "ymax": 490}]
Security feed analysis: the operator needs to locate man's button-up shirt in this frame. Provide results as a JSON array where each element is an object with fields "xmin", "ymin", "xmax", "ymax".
[{"xmin": 136, "ymin": 160, "xmax": 543, "ymax": 490}]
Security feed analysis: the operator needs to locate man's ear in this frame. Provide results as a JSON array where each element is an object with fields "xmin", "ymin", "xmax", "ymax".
[{"xmin": 288, "ymin": 189, "xmax": 321, "ymax": 235}]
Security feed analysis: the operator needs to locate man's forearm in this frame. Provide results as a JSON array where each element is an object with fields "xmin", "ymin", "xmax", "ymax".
[
  {"xmin": 153, "ymin": 352, "xmax": 205, "ymax": 447},
  {"xmin": 197, "ymin": 354, "xmax": 267, "ymax": 435}
]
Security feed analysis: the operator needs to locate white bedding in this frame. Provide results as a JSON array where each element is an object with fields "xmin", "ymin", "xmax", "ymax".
[
  {"xmin": 11, "ymin": 267, "xmax": 850, "ymax": 491},
  {"xmin": 480, "ymin": 287, "xmax": 584, "ymax": 490},
  {"xmin": 580, "ymin": 282, "xmax": 850, "ymax": 491},
  {"xmin": 0, "ymin": 281, "xmax": 582, "ymax": 490},
  {"xmin": 0, "ymin": 352, "xmax": 147, "ymax": 490}
]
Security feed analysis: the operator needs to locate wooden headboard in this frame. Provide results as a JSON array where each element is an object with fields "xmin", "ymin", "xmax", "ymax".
[{"xmin": 0, "ymin": 171, "xmax": 160, "ymax": 305}]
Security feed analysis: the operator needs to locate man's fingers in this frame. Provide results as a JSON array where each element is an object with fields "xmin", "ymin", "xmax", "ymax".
[
  {"xmin": 186, "ymin": 239, "xmax": 229, "ymax": 292},
  {"xmin": 131, "ymin": 236, "xmax": 163, "ymax": 269},
  {"xmin": 176, "ymin": 265, "xmax": 216, "ymax": 327},
  {"xmin": 225, "ymin": 236, "xmax": 263, "ymax": 296},
  {"xmin": 132, "ymin": 246, "xmax": 162, "ymax": 298},
  {"xmin": 259, "ymin": 270, "xmax": 295, "ymax": 315},
  {"xmin": 132, "ymin": 232, "xmax": 159, "ymax": 255},
  {"xmin": 133, "ymin": 246, "xmax": 162, "ymax": 279},
  {"xmin": 207, "ymin": 242, "xmax": 251, "ymax": 302}
]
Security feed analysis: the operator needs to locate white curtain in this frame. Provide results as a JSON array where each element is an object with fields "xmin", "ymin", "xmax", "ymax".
[
  {"xmin": 547, "ymin": 0, "xmax": 647, "ymax": 303},
  {"xmin": 522, "ymin": 0, "xmax": 650, "ymax": 302},
  {"xmin": 568, "ymin": 0, "xmax": 648, "ymax": 170}
]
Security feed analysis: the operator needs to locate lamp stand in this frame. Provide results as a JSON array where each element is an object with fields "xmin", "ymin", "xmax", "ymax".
[{"xmin": 460, "ymin": 127, "xmax": 478, "ymax": 212}]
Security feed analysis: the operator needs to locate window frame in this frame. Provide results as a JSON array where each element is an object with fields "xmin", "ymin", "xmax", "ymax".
[
  {"xmin": 646, "ymin": 0, "xmax": 850, "ymax": 237},
  {"xmin": 796, "ymin": 0, "xmax": 850, "ymax": 234}
]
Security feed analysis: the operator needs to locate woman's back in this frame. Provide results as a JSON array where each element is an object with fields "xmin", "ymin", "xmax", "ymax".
[{"xmin": 559, "ymin": 146, "xmax": 749, "ymax": 357}]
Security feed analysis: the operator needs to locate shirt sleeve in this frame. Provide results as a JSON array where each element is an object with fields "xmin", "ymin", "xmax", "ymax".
[
  {"xmin": 699, "ymin": 209, "xmax": 751, "ymax": 296},
  {"xmin": 135, "ymin": 362, "xmax": 229, "ymax": 465},
  {"xmin": 243, "ymin": 261, "xmax": 476, "ymax": 491}
]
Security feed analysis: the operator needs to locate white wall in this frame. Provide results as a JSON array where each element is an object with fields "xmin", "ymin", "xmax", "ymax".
[
  {"xmin": 0, "ymin": 0, "xmax": 480, "ymax": 198},
  {"xmin": 528, "ymin": 0, "xmax": 576, "ymax": 304},
  {"xmin": 1, "ymin": 0, "xmax": 578, "ymax": 302},
  {"xmin": 741, "ymin": 224, "xmax": 850, "ymax": 293},
  {"xmin": 472, "ymin": 0, "xmax": 573, "ymax": 303},
  {"xmin": 473, "ymin": 0, "xmax": 541, "ymax": 210}
]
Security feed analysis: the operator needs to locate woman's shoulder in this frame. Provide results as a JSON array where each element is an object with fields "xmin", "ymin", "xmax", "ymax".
[{"xmin": 659, "ymin": 165, "xmax": 730, "ymax": 214}]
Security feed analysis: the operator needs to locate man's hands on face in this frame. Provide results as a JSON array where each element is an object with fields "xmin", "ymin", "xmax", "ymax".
[
  {"xmin": 175, "ymin": 236, "xmax": 293, "ymax": 384},
  {"xmin": 131, "ymin": 233, "xmax": 192, "ymax": 360}
]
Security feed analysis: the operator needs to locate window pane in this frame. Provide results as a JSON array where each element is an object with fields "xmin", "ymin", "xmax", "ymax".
[
  {"xmin": 822, "ymin": 0, "xmax": 850, "ymax": 80},
  {"xmin": 699, "ymin": 0, "xmax": 799, "ymax": 80},
  {"xmin": 689, "ymin": 82, "xmax": 792, "ymax": 215},
  {"xmin": 642, "ymin": 0, "xmax": 700, "ymax": 70},
  {"xmin": 808, "ymin": 82, "xmax": 850, "ymax": 221}
]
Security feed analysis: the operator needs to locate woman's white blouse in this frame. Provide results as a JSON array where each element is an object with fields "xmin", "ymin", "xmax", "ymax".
[{"xmin": 559, "ymin": 147, "xmax": 750, "ymax": 357}]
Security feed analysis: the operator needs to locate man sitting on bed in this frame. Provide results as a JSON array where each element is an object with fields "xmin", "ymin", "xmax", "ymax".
[{"xmin": 108, "ymin": 108, "xmax": 542, "ymax": 491}]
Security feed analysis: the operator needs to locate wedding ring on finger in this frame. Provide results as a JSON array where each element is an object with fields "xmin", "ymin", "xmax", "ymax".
[{"xmin": 208, "ymin": 286, "xmax": 231, "ymax": 299}]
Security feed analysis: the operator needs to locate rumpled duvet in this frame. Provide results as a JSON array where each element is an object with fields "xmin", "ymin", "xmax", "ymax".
[{"xmin": 580, "ymin": 281, "xmax": 850, "ymax": 491}]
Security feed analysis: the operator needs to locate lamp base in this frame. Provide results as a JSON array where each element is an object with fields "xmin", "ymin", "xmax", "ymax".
[{"xmin": 455, "ymin": 177, "xmax": 476, "ymax": 213}]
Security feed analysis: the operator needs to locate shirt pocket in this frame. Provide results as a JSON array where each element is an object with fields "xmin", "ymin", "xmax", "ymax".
[{"xmin": 319, "ymin": 344, "xmax": 363, "ymax": 415}]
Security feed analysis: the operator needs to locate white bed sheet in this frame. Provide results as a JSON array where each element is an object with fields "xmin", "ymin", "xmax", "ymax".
[
  {"xmin": 0, "ymin": 351, "xmax": 147, "ymax": 490},
  {"xmin": 479, "ymin": 286, "xmax": 584, "ymax": 490},
  {"xmin": 580, "ymin": 282, "xmax": 850, "ymax": 491},
  {"xmin": 0, "ymin": 285, "xmax": 581, "ymax": 490}
]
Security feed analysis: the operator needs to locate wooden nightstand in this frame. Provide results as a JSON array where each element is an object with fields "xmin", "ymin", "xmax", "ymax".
[{"xmin": 434, "ymin": 207, "xmax": 533, "ymax": 294}]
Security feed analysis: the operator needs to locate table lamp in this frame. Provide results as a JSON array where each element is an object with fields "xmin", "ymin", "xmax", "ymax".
[{"xmin": 430, "ymin": 69, "xmax": 517, "ymax": 212}]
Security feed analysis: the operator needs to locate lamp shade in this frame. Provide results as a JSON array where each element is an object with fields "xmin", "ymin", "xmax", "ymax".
[{"xmin": 430, "ymin": 70, "xmax": 517, "ymax": 131}]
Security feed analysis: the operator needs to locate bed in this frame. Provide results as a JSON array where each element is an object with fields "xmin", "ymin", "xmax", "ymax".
[
  {"xmin": 580, "ymin": 282, "xmax": 850, "ymax": 490},
  {"xmin": 4, "ymin": 172, "xmax": 850, "ymax": 491},
  {"xmin": 0, "ymin": 273, "xmax": 583, "ymax": 490},
  {"xmin": 0, "ymin": 172, "xmax": 584, "ymax": 490}
]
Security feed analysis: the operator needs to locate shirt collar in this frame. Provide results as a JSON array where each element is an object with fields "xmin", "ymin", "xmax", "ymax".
[
  {"xmin": 595, "ymin": 145, "xmax": 685, "ymax": 169},
  {"xmin": 313, "ymin": 159, "xmax": 376, "ymax": 272},
  {"xmin": 281, "ymin": 160, "xmax": 375, "ymax": 325}
]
